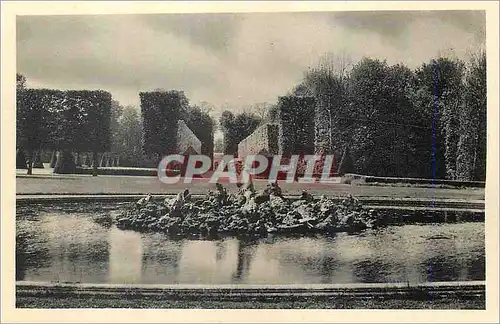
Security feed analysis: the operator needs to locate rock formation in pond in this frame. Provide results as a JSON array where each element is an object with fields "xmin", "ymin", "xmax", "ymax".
[{"xmin": 116, "ymin": 181, "xmax": 381, "ymax": 238}]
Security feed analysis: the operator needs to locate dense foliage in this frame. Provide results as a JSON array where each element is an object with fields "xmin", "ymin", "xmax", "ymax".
[
  {"xmin": 16, "ymin": 80, "xmax": 112, "ymax": 174},
  {"xmin": 289, "ymin": 52, "xmax": 487, "ymax": 180},
  {"xmin": 140, "ymin": 90, "xmax": 185, "ymax": 160},
  {"xmin": 140, "ymin": 90, "xmax": 215, "ymax": 164},
  {"xmin": 457, "ymin": 51, "xmax": 487, "ymax": 181},
  {"xmin": 277, "ymin": 95, "xmax": 315, "ymax": 157},
  {"xmin": 219, "ymin": 111, "xmax": 261, "ymax": 156},
  {"xmin": 182, "ymin": 105, "xmax": 215, "ymax": 161},
  {"xmin": 111, "ymin": 105, "xmax": 144, "ymax": 167}
]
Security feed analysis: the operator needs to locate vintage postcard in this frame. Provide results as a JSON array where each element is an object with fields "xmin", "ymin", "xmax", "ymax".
[{"xmin": 2, "ymin": 1, "xmax": 499, "ymax": 323}]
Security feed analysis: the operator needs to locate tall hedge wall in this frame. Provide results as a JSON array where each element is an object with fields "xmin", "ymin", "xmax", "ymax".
[
  {"xmin": 277, "ymin": 95, "xmax": 315, "ymax": 157},
  {"xmin": 140, "ymin": 91, "xmax": 185, "ymax": 159}
]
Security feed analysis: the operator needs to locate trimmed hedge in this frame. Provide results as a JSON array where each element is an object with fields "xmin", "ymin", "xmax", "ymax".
[
  {"xmin": 342, "ymin": 173, "xmax": 485, "ymax": 188},
  {"xmin": 140, "ymin": 91, "xmax": 183, "ymax": 158},
  {"xmin": 277, "ymin": 95, "xmax": 315, "ymax": 157},
  {"xmin": 74, "ymin": 167, "xmax": 178, "ymax": 177}
]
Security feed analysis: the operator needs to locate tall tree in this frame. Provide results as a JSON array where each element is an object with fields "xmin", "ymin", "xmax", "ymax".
[
  {"xmin": 182, "ymin": 105, "xmax": 216, "ymax": 160},
  {"xmin": 140, "ymin": 90, "xmax": 187, "ymax": 161},
  {"xmin": 219, "ymin": 110, "xmax": 236, "ymax": 155},
  {"xmin": 17, "ymin": 89, "xmax": 65, "ymax": 174},
  {"xmin": 16, "ymin": 73, "xmax": 28, "ymax": 170},
  {"xmin": 414, "ymin": 57, "xmax": 465, "ymax": 180},
  {"xmin": 109, "ymin": 100, "xmax": 124, "ymax": 153},
  {"xmin": 346, "ymin": 58, "xmax": 425, "ymax": 177},
  {"xmin": 277, "ymin": 95, "xmax": 315, "ymax": 157},
  {"xmin": 456, "ymin": 50, "xmax": 486, "ymax": 181},
  {"xmin": 214, "ymin": 137, "xmax": 224, "ymax": 153},
  {"xmin": 219, "ymin": 110, "xmax": 261, "ymax": 156},
  {"xmin": 114, "ymin": 106, "xmax": 143, "ymax": 166},
  {"xmin": 52, "ymin": 90, "xmax": 112, "ymax": 174}
]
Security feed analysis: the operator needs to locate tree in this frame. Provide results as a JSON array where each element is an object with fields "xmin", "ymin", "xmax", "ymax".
[
  {"xmin": 456, "ymin": 50, "xmax": 486, "ymax": 181},
  {"xmin": 16, "ymin": 149, "xmax": 28, "ymax": 169},
  {"xmin": 199, "ymin": 101, "xmax": 215, "ymax": 114},
  {"xmin": 277, "ymin": 95, "xmax": 315, "ymax": 157},
  {"xmin": 16, "ymin": 73, "xmax": 28, "ymax": 170},
  {"xmin": 49, "ymin": 90, "xmax": 112, "ymax": 175},
  {"xmin": 219, "ymin": 110, "xmax": 236, "ymax": 155},
  {"xmin": 113, "ymin": 106, "xmax": 143, "ymax": 166},
  {"xmin": 16, "ymin": 89, "xmax": 65, "ymax": 174},
  {"xmin": 79, "ymin": 90, "xmax": 113, "ymax": 175},
  {"xmin": 345, "ymin": 58, "xmax": 425, "ymax": 177},
  {"xmin": 219, "ymin": 110, "xmax": 261, "ymax": 156},
  {"xmin": 16, "ymin": 73, "xmax": 26, "ymax": 92},
  {"xmin": 294, "ymin": 52, "xmax": 352, "ymax": 164},
  {"xmin": 414, "ymin": 56, "xmax": 465, "ymax": 180},
  {"xmin": 245, "ymin": 102, "xmax": 271, "ymax": 121},
  {"xmin": 233, "ymin": 112, "xmax": 262, "ymax": 142},
  {"xmin": 337, "ymin": 145, "xmax": 355, "ymax": 175},
  {"xmin": 140, "ymin": 90, "xmax": 186, "ymax": 161},
  {"xmin": 182, "ymin": 105, "xmax": 216, "ymax": 160},
  {"xmin": 110, "ymin": 100, "xmax": 124, "ymax": 154},
  {"xmin": 214, "ymin": 137, "xmax": 224, "ymax": 153}
]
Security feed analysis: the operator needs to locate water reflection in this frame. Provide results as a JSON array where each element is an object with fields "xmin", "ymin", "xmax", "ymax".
[
  {"xmin": 16, "ymin": 229, "xmax": 51, "ymax": 281},
  {"xmin": 16, "ymin": 206, "xmax": 486, "ymax": 285},
  {"xmin": 17, "ymin": 213, "xmax": 109, "ymax": 283},
  {"xmin": 141, "ymin": 233, "xmax": 183, "ymax": 284},
  {"xmin": 108, "ymin": 228, "xmax": 142, "ymax": 283},
  {"xmin": 233, "ymin": 240, "xmax": 257, "ymax": 282}
]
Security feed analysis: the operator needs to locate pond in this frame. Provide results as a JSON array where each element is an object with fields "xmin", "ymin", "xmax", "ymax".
[{"xmin": 16, "ymin": 202, "xmax": 485, "ymax": 285}]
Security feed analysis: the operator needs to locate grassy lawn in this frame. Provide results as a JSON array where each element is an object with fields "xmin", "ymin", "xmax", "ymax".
[{"xmin": 16, "ymin": 174, "xmax": 485, "ymax": 200}]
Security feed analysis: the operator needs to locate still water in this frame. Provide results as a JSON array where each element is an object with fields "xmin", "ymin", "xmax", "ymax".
[{"xmin": 16, "ymin": 203, "xmax": 485, "ymax": 285}]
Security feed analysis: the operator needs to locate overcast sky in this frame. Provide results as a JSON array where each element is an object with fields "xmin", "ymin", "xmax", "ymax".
[{"xmin": 17, "ymin": 10, "xmax": 485, "ymax": 115}]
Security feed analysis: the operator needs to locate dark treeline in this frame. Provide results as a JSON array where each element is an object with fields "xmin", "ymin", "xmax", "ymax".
[
  {"xmin": 219, "ymin": 110, "xmax": 262, "ymax": 156},
  {"xmin": 16, "ymin": 78, "xmax": 112, "ymax": 175},
  {"xmin": 140, "ymin": 90, "xmax": 215, "ymax": 163},
  {"xmin": 109, "ymin": 101, "xmax": 143, "ymax": 167},
  {"xmin": 16, "ymin": 81, "xmax": 216, "ymax": 172},
  {"xmin": 286, "ymin": 51, "xmax": 486, "ymax": 181},
  {"xmin": 16, "ymin": 49, "xmax": 486, "ymax": 181}
]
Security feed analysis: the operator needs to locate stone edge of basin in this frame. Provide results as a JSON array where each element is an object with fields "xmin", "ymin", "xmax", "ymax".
[
  {"xmin": 16, "ymin": 280, "xmax": 486, "ymax": 300},
  {"xmin": 15, "ymin": 194, "xmax": 486, "ymax": 211}
]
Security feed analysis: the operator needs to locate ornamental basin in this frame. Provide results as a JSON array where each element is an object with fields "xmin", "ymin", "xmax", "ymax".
[{"xmin": 16, "ymin": 202, "xmax": 485, "ymax": 285}]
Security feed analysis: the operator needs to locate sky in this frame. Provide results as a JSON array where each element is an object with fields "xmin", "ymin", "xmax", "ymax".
[{"xmin": 17, "ymin": 10, "xmax": 485, "ymax": 116}]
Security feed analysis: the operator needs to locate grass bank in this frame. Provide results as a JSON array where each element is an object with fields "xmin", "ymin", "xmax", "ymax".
[{"xmin": 16, "ymin": 295, "xmax": 485, "ymax": 309}]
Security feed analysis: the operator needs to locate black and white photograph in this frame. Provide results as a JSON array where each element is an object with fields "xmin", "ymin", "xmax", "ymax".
[{"xmin": 2, "ymin": 1, "xmax": 499, "ymax": 323}]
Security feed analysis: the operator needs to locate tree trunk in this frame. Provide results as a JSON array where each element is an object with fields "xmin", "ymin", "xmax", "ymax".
[
  {"xmin": 16, "ymin": 149, "xmax": 28, "ymax": 169},
  {"xmin": 99, "ymin": 154, "xmax": 106, "ymax": 167},
  {"xmin": 32, "ymin": 150, "xmax": 44, "ymax": 168},
  {"xmin": 53, "ymin": 150, "xmax": 76, "ymax": 174},
  {"xmin": 84, "ymin": 154, "xmax": 91, "ymax": 167},
  {"xmin": 26, "ymin": 150, "xmax": 34, "ymax": 175},
  {"xmin": 328, "ymin": 103, "xmax": 333, "ymax": 154},
  {"xmin": 74, "ymin": 152, "xmax": 82, "ymax": 167},
  {"xmin": 338, "ymin": 145, "xmax": 354, "ymax": 176},
  {"xmin": 92, "ymin": 151, "xmax": 98, "ymax": 176},
  {"xmin": 49, "ymin": 150, "xmax": 58, "ymax": 168}
]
